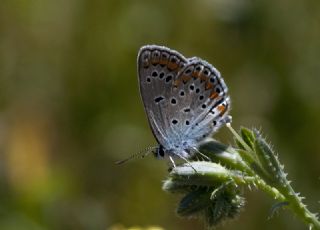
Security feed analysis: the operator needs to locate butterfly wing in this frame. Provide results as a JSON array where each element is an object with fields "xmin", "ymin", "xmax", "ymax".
[
  {"xmin": 138, "ymin": 45, "xmax": 231, "ymax": 156},
  {"xmin": 137, "ymin": 45, "xmax": 188, "ymax": 149},
  {"xmin": 173, "ymin": 58, "xmax": 231, "ymax": 144}
]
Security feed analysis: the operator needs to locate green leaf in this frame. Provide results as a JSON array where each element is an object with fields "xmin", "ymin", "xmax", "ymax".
[
  {"xmin": 253, "ymin": 130, "xmax": 286, "ymax": 186},
  {"xmin": 239, "ymin": 127, "xmax": 255, "ymax": 150},
  {"xmin": 199, "ymin": 141, "xmax": 251, "ymax": 173}
]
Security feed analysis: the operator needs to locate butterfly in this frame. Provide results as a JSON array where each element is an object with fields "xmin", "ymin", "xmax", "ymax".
[{"xmin": 137, "ymin": 45, "xmax": 231, "ymax": 165}]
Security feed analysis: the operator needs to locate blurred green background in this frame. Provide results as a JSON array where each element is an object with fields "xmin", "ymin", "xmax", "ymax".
[{"xmin": 0, "ymin": 0, "xmax": 320, "ymax": 229}]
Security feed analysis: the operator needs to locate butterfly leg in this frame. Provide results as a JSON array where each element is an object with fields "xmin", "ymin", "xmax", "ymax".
[
  {"xmin": 176, "ymin": 154, "xmax": 198, "ymax": 173},
  {"xmin": 192, "ymin": 147, "xmax": 211, "ymax": 161},
  {"xmin": 169, "ymin": 156, "xmax": 176, "ymax": 168}
]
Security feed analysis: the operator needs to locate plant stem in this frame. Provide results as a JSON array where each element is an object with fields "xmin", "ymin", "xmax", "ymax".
[
  {"xmin": 280, "ymin": 183, "xmax": 320, "ymax": 229},
  {"xmin": 228, "ymin": 124, "xmax": 320, "ymax": 229}
]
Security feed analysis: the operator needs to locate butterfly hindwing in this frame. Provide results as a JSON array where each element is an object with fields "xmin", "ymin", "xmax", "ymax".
[{"xmin": 167, "ymin": 58, "xmax": 230, "ymax": 143}]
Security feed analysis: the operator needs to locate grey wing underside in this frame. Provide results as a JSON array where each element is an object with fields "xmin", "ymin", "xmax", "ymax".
[
  {"xmin": 138, "ymin": 45, "xmax": 188, "ymax": 148},
  {"xmin": 175, "ymin": 58, "xmax": 231, "ymax": 143},
  {"xmin": 138, "ymin": 45, "xmax": 230, "ymax": 150}
]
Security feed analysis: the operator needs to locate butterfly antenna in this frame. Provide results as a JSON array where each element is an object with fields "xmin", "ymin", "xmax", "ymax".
[{"xmin": 115, "ymin": 146, "xmax": 157, "ymax": 165}]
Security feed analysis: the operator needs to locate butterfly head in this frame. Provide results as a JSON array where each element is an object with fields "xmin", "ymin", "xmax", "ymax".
[
  {"xmin": 153, "ymin": 145, "xmax": 166, "ymax": 158},
  {"xmin": 153, "ymin": 143, "xmax": 194, "ymax": 159}
]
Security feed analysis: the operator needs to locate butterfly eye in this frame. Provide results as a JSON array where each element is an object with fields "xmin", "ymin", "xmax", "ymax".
[{"xmin": 157, "ymin": 146, "xmax": 165, "ymax": 157}]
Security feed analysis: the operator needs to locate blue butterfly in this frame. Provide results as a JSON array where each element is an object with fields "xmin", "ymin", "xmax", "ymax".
[{"xmin": 137, "ymin": 45, "xmax": 231, "ymax": 165}]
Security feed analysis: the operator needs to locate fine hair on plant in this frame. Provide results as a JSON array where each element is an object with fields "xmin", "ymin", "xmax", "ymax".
[{"xmin": 162, "ymin": 124, "xmax": 320, "ymax": 229}]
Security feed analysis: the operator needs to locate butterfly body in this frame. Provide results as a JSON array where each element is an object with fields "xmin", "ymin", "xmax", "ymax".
[{"xmin": 138, "ymin": 45, "xmax": 230, "ymax": 160}]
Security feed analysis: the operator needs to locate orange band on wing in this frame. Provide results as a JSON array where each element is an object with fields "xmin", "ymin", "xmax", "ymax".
[
  {"xmin": 200, "ymin": 75, "xmax": 208, "ymax": 82},
  {"xmin": 181, "ymin": 75, "xmax": 191, "ymax": 83},
  {"xmin": 205, "ymin": 82, "xmax": 214, "ymax": 90},
  {"xmin": 218, "ymin": 104, "xmax": 227, "ymax": 116},
  {"xmin": 159, "ymin": 58, "xmax": 168, "ymax": 66},
  {"xmin": 192, "ymin": 71, "xmax": 201, "ymax": 78},
  {"xmin": 151, "ymin": 58, "xmax": 159, "ymax": 65},
  {"xmin": 209, "ymin": 92, "xmax": 219, "ymax": 99},
  {"xmin": 173, "ymin": 79, "xmax": 180, "ymax": 87},
  {"xmin": 167, "ymin": 61, "xmax": 179, "ymax": 70}
]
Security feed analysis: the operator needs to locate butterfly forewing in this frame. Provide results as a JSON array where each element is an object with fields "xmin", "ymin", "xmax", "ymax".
[{"xmin": 137, "ymin": 45, "xmax": 188, "ymax": 148}]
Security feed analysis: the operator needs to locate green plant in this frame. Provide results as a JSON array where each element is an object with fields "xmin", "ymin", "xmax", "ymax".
[{"xmin": 162, "ymin": 125, "xmax": 320, "ymax": 229}]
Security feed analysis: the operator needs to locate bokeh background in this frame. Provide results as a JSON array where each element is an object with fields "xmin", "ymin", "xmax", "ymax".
[{"xmin": 0, "ymin": 0, "xmax": 320, "ymax": 229}]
